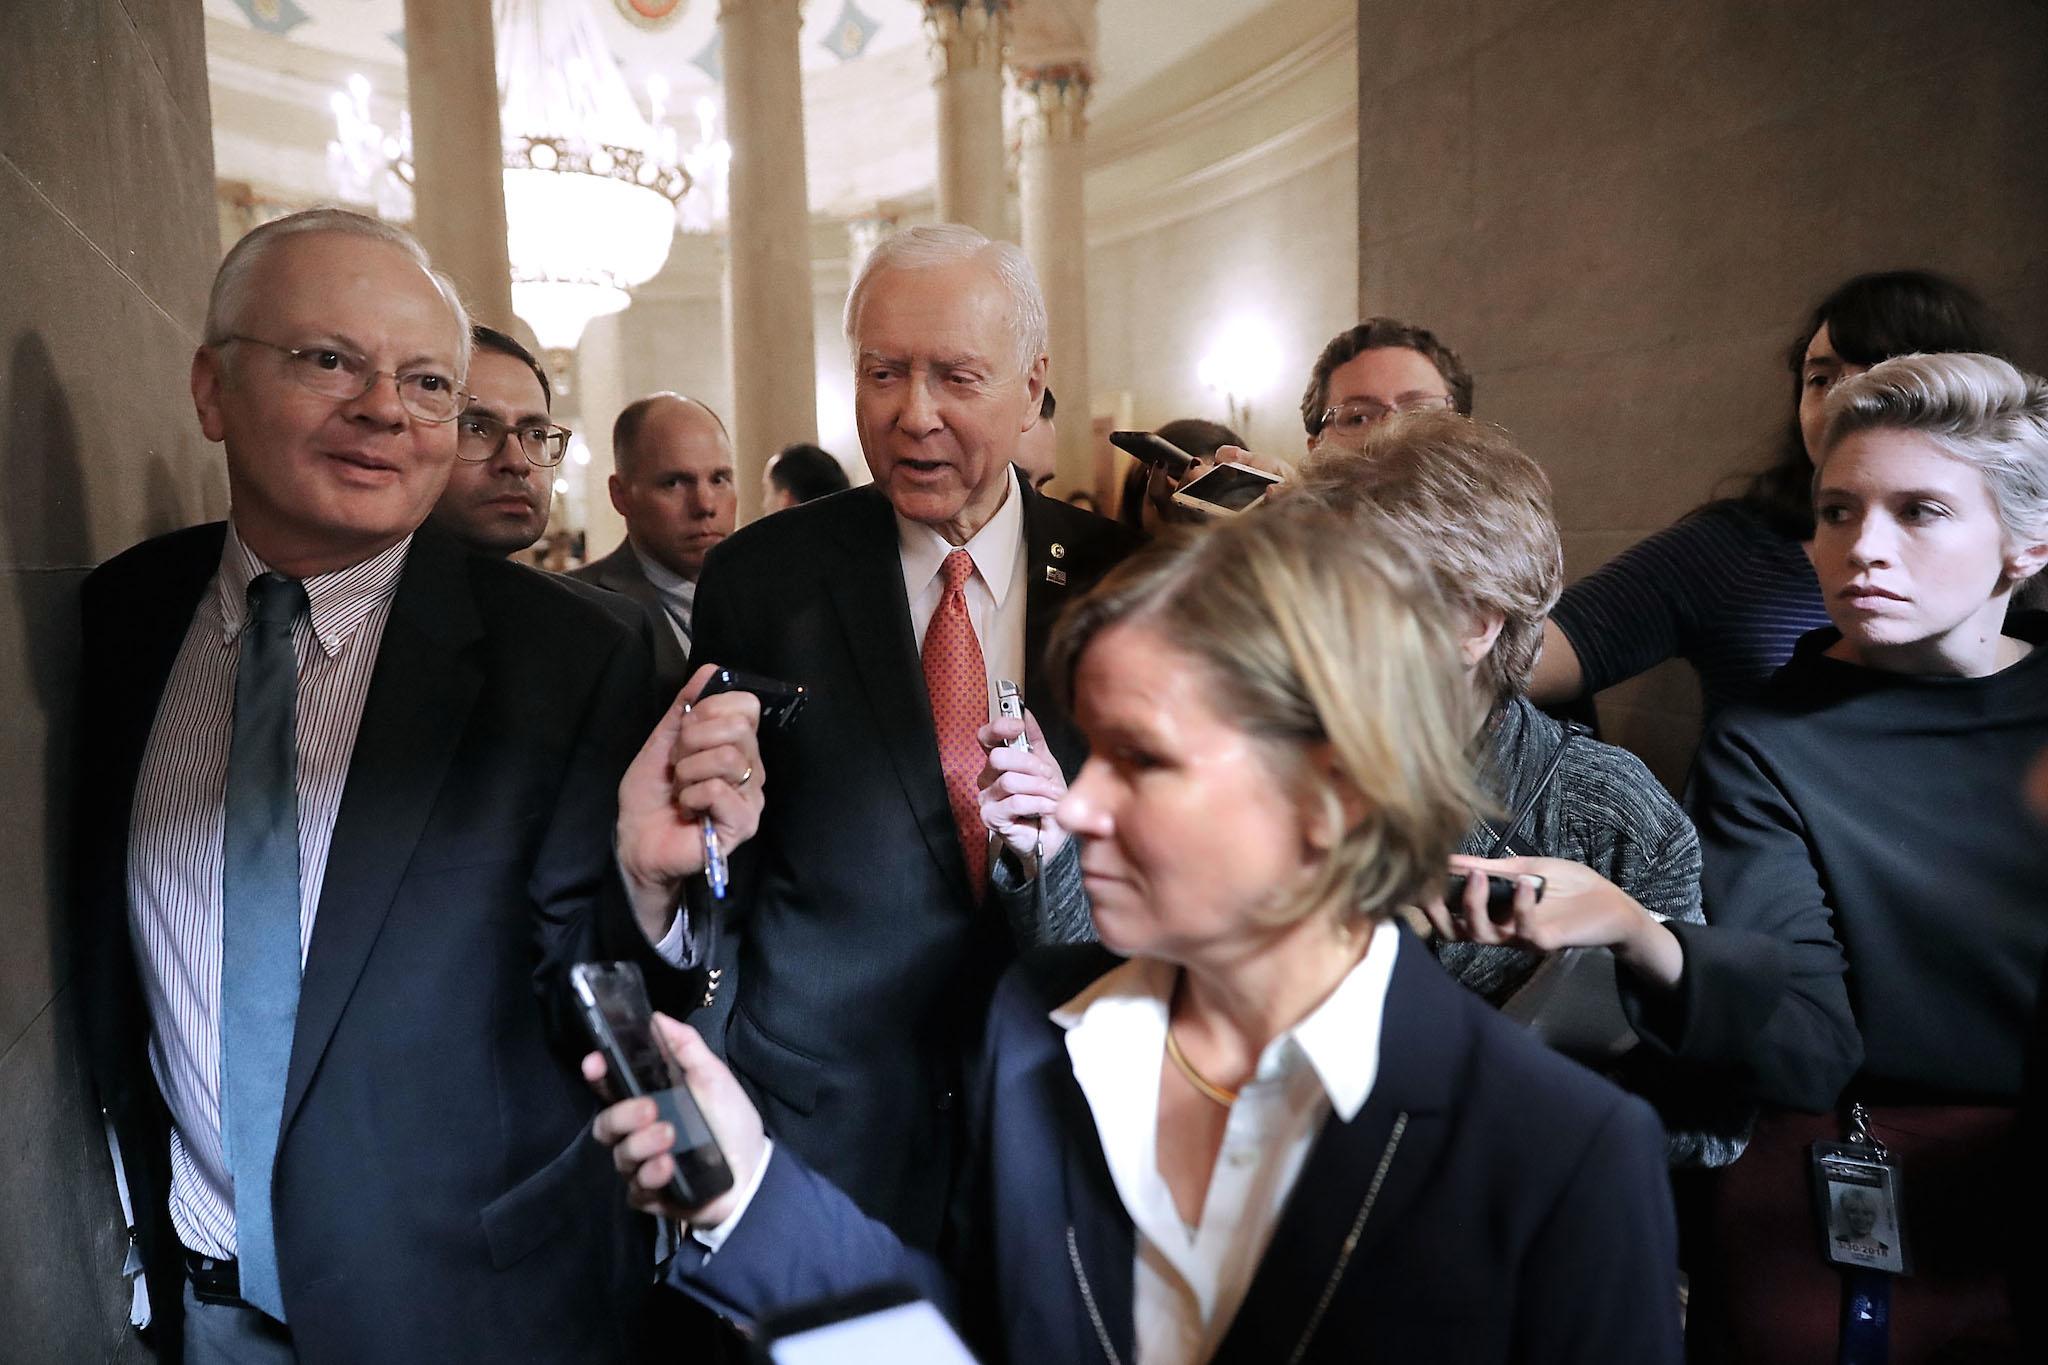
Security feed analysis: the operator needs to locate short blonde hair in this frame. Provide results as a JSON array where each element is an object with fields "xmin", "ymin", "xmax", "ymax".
[
  {"xmin": 1823, "ymin": 352, "xmax": 2048, "ymax": 552},
  {"xmin": 1297, "ymin": 411, "xmax": 1562, "ymax": 705},
  {"xmin": 1050, "ymin": 499, "xmax": 1484, "ymax": 927}
]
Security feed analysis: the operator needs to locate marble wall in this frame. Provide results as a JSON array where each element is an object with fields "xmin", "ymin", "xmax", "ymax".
[
  {"xmin": 1, "ymin": 0, "xmax": 220, "ymax": 1356},
  {"xmin": 1357, "ymin": 0, "xmax": 2048, "ymax": 785}
]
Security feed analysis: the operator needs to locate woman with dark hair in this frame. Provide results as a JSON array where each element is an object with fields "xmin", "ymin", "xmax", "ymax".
[{"xmin": 1530, "ymin": 270, "xmax": 2005, "ymax": 715}]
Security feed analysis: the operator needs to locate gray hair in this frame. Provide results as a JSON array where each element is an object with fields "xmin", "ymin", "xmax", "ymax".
[
  {"xmin": 842, "ymin": 224, "xmax": 1047, "ymax": 377},
  {"xmin": 206, "ymin": 206, "xmax": 472, "ymax": 376},
  {"xmin": 1822, "ymin": 352, "xmax": 2048, "ymax": 551}
]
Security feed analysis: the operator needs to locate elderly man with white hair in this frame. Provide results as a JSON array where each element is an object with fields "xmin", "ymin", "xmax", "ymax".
[{"xmin": 682, "ymin": 224, "xmax": 1134, "ymax": 1248}]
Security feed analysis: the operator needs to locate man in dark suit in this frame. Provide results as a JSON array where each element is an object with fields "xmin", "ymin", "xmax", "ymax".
[
  {"xmin": 685, "ymin": 223, "xmax": 1136, "ymax": 1250},
  {"xmin": 76, "ymin": 208, "xmax": 755, "ymax": 1363},
  {"xmin": 571, "ymin": 394, "xmax": 737, "ymax": 696}
]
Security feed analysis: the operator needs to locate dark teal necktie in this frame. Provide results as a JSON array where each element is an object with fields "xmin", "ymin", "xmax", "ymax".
[{"xmin": 219, "ymin": 571, "xmax": 306, "ymax": 1322}]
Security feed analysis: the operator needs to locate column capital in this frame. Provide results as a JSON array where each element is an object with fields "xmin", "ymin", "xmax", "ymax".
[
  {"xmin": 923, "ymin": 0, "xmax": 1010, "ymax": 75},
  {"xmin": 1015, "ymin": 61, "xmax": 1091, "ymax": 143}
]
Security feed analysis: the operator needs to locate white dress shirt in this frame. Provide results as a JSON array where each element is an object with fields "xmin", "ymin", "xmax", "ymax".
[
  {"xmin": 1053, "ymin": 922, "xmax": 1402, "ymax": 1364},
  {"xmin": 127, "ymin": 527, "xmax": 409, "ymax": 1259},
  {"xmin": 897, "ymin": 465, "xmax": 1029, "ymax": 720},
  {"xmin": 631, "ymin": 542, "xmax": 697, "ymax": 655}
]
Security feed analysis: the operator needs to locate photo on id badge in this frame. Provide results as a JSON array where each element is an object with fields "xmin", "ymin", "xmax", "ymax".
[{"xmin": 1818, "ymin": 1159, "xmax": 1906, "ymax": 1275}]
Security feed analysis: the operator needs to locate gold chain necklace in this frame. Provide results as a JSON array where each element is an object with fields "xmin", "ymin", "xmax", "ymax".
[{"xmin": 1164, "ymin": 1026, "xmax": 1238, "ymax": 1107}]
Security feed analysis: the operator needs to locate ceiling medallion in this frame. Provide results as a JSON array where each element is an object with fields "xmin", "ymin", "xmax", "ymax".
[{"xmin": 615, "ymin": 0, "xmax": 687, "ymax": 29}]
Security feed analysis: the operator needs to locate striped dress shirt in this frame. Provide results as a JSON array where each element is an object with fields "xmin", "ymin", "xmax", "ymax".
[{"xmin": 126, "ymin": 528, "xmax": 409, "ymax": 1260}]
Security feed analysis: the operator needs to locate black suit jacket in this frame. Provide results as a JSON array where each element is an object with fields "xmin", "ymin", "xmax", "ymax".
[
  {"xmin": 685, "ymin": 481, "xmax": 1136, "ymax": 1247},
  {"xmin": 75, "ymin": 523, "xmax": 696, "ymax": 1363},
  {"xmin": 570, "ymin": 541, "xmax": 691, "ymax": 696},
  {"xmin": 672, "ymin": 929, "xmax": 1683, "ymax": 1363}
]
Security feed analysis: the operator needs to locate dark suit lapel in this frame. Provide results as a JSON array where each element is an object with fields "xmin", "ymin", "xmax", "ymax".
[
  {"xmin": 108, "ymin": 526, "xmax": 228, "ymax": 824},
  {"xmin": 1055, "ymin": 1065, "xmax": 1138, "ymax": 1365},
  {"xmin": 97, "ymin": 525, "xmax": 227, "ymax": 1071},
  {"xmin": 1212, "ymin": 932, "xmax": 1462, "ymax": 1365},
  {"xmin": 821, "ymin": 488, "xmax": 972, "ymax": 900},
  {"xmin": 593, "ymin": 544, "xmax": 662, "ymax": 614},
  {"xmin": 1019, "ymin": 485, "xmax": 1088, "ymax": 777},
  {"xmin": 282, "ymin": 531, "xmax": 485, "ymax": 1131}
]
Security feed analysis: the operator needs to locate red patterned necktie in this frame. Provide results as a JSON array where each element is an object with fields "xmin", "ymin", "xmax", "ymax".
[{"xmin": 923, "ymin": 549, "xmax": 990, "ymax": 896}]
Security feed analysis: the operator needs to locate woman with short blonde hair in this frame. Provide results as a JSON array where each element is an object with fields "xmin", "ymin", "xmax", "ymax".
[{"xmin": 1661, "ymin": 353, "xmax": 2048, "ymax": 1360}]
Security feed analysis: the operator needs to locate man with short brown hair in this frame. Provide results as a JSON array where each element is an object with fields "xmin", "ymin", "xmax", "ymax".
[{"xmin": 1299, "ymin": 316, "xmax": 1473, "ymax": 447}]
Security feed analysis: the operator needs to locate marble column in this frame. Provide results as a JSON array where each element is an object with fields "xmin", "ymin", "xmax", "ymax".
[
  {"xmin": 720, "ymin": 0, "xmax": 818, "ymax": 522},
  {"xmin": 401, "ymin": 0, "xmax": 515, "ymax": 328},
  {"xmin": 923, "ymin": 1, "xmax": 1009, "ymax": 237},
  {"xmin": 1016, "ymin": 62, "xmax": 1093, "ymax": 495}
]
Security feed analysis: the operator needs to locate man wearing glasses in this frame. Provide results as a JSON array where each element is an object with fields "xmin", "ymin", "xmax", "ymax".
[
  {"xmin": 429, "ymin": 324, "xmax": 570, "ymax": 556},
  {"xmin": 1298, "ymin": 316, "xmax": 1472, "ymax": 452},
  {"xmin": 74, "ymin": 208, "xmax": 754, "ymax": 1363}
]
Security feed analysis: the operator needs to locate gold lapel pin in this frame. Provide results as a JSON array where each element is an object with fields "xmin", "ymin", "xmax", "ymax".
[
  {"xmin": 1050, "ymin": 542, "xmax": 1067, "ymax": 559},
  {"xmin": 1045, "ymin": 566, "xmax": 1068, "ymax": 586}
]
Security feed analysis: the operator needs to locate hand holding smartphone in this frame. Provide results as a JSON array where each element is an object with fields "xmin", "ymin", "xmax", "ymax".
[{"xmin": 571, "ymin": 962, "xmax": 734, "ymax": 1207}]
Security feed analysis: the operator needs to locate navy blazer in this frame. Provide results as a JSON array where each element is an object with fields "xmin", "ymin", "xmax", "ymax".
[
  {"xmin": 74, "ymin": 524, "xmax": 697, "ymax": 1363},
  {"xmin": 671, "ymin": 929, "xmax": 1682, "ymax": 1364},
  {"xmin": 684, "ymin": 481, "xmax": 1136, "ymax": 1248}
]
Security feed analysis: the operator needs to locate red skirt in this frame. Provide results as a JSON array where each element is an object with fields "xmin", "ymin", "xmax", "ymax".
[{"xmin": 1688, "ymin": 1105, "xmax": 2020, "ymax": 1363}]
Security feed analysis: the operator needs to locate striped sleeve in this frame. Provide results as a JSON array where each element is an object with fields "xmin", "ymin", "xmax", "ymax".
[{"xmin": 1551, "ymin": 509, "xmax": 1748, "ymax": 695}]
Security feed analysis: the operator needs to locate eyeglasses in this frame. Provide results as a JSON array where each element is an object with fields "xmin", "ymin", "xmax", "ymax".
[
  {"xmin": 217, "ymin": 334, "xmax": 467, "ymax": 424},
  {"xmin": 1318, "ymin": 392, "xmax": 1455, "ymax": 437},
  {"xmin": 455, "ymin": 409, "xmax": 573, "ymax": 467}
]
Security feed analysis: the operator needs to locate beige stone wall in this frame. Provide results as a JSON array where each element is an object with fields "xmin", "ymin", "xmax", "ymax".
[
  {"xmin": 1, "ymin": 0, "xmax": 220, "ymax": 1354},
  {"xmin": 1088, "ymin": 148, "xmax": 1362, "ymax": 461},
  {"xmin": 1359, "ymin": 0, "xmax": 2048, "ymax": 786}
]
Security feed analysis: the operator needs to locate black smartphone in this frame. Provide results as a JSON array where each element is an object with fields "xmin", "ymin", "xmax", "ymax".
[
  {"xmin": 570, "ymin": 961, "xmax": 734, "ymax": 1206},
  {"xmin": 699, "ymin": 666, "xmax": 808, "ymax": 731},
  {"xmin": 1171, "ymin": 460, "xmax": 1284, "ymax": 517},
  {"xmin": 1109, "ymin": 429, "xmax": 1197, "ymax": 478},
  {"xmin": 1443, "ymin": 872, "xmax": 1544, "ymax": 925}
]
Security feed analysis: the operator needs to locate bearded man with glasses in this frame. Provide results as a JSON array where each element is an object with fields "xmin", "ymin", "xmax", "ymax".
[
  {"xmin": 428, "ymin": 324, "xmax": 571, "ymax": 556},
  {"xmin": 74, "ymin": 208, "xmax": 757, "ymax": 1363}
]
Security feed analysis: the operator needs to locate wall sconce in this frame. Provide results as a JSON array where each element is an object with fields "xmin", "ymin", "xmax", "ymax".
[{"xmin": 1196, "ymin": 320, "xmax": 1281, "ymax": 436}]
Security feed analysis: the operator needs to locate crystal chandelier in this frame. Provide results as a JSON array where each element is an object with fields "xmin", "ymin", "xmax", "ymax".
[{"xmin": 496, "ymin": 0, "xmax": 690, "ymax": 352}]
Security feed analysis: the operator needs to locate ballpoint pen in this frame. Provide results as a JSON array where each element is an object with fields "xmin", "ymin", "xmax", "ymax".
[{"xmin": 701, "ymin": 814, "xmax": 727, "ymax": 899}]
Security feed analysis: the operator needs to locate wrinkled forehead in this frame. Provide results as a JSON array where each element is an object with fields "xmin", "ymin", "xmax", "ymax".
[
  {"xmin": 852, "ymin": 263, "xmax": 1015, "ymax": 365},
  {"xmin": 244, "ymin": 233, "xmax": 463, "ymax": 362}
]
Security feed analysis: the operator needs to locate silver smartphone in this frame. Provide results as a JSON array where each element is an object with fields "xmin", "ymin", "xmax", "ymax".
[
  {"xmin": 996, "ymin": 678, "xmax": 1028, "ymax": 751},
  {"xmin": 1170, "ymin": 459, "xmax": 1283, "ymax": 517}
]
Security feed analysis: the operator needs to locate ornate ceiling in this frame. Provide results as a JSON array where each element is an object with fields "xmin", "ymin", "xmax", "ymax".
[{"xmin": 204, "ymin": 0, "xmax": 1350, "ymax": 230}]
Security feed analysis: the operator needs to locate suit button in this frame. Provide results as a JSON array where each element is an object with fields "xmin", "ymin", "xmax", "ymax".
[{"xmin": 935, "ymin": 1088, "xmax": 956, "ymax": 1111}]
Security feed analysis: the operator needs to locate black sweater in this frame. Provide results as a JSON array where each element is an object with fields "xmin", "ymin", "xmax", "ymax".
[{"xmin": 1632, "ymin": 614, "xmax": 2048, "ymax": 1111}]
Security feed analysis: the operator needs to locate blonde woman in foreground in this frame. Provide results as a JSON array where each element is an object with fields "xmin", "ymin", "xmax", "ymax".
[{"xmin": 591, "ymin": 502, "xmax": 1682, "ymax": 1364}]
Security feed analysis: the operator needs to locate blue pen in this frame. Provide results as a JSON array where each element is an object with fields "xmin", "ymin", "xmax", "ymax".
[{"xmin": 701, "ymin": 814, "xmax": 727, "ymax": 899}]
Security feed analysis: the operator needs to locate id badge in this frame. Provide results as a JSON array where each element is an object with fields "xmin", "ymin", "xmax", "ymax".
[{"xmin": 1810, "ymin": 1139, "xmax": 1908, "ymax": 1276}]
